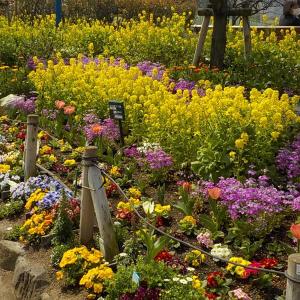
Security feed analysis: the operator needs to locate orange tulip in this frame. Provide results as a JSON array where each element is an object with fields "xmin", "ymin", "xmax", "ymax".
[
  {"xmin": 182, "ymin": 181, "xmax": 192, "ymax": 193},
  {"xmin": 290, "ymin": 224, "xmax": 300, "ymax": 239},
  {"xmin": 208, "ymin": 187, "xmax": 221, "ymax": 200},
  {"xmin": 63, "ymin": 105, "xmax": 75, "ymax": 115},
  {"xmin": 55, "ymin": 100, "xmax": 65, "ymax": 109}
]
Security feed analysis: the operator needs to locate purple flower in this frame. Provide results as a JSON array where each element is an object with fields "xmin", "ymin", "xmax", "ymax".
[
  {"xmin": 124, "ymin": 145, "xmax": 140, "ymax": 158},
  {"xmin": 83, "ymin": 118, "xmax": 120, "ymax": 142},
  {"xmin": 8, "ymin": 96, "xmax": 36, "ymax": 114},
  {"xmin": 83, "ymin": 113, "xmax": 100, "ymax": 124},
  {"xmin": 41, "ymin": 109, "xmax": 57, "ymax": 120},
  {"xmin": 276, "ymin": 135, "xmax": 300, "ymax": 180},
  {"xmin": 145, "ymin": 149, "xmax": 173, "ymax": 170},
  {"xmin": 137, "ymin": 61, "xmax": 165, "ymax": 80},
  {"xmin": 201, "ymin": 178, "xmax": 288, "ymax": 221}
]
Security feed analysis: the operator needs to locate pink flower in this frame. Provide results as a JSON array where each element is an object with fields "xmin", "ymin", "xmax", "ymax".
[
  {"xmin": 55, "ymin": 100, "xmax": 65, "ymax": 109},
  {"xmin": 63, "ymin": 105, "xmax": 76, "ymax": 115},
  {"xmin": 230, "ymin": 288, "xmax": 252, "ymax": 300},
  {"xmin": 197, "ymin": 232, "xmax": 213, "ymax": 248}
]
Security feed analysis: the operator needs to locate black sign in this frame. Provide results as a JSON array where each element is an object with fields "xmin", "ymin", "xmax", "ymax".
[{"xmin": 109, "ymin": 101, "xmax": 125, "ymax": 121}]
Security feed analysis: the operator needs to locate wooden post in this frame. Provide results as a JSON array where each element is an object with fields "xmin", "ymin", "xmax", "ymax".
[
  {"xmin": 79, "ymin": 147, "xmax": 97, "ymax": 245},
  {"xmin": 210, "ymin": 0, "xmax": 228, "ymax": 68},
  {"xmin": 242, "ymin": 16, "xmax": 252, "ymax": 58},
  {"xmin": 24, "ymin": 115, "xmax": 38, "ymax": 180},
  {"xmin": 286, "ymin": 253, "xmax": 300, "ymax": 300},
  {"xmin": 192, "ymin": 15, "xmax": 211, "ymax": 66},
  {"xmin": 88, "ymin": 165, "xmax": 119, "ymax": 262}
]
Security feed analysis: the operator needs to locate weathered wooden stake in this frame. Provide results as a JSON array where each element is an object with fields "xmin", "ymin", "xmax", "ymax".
[
  {"xmin": 79, "ymin": 146, "xmax": 119, "ymax": 261},
  {"xmin": 192, "ymin": 15, "xmax": 211, "ymax": 66},
  {"xmin": 79, "ymin": 147, "xmax": 97, "ymax": 245},
  {"xmin": 242, "ymin": 16, "xmax": 252, "ymax": 58},
  {"xmin": 24, "ymin": 114, "xmax": 39, "ymax": 180},
  {"xmin": 286, "ymin": 253, "xmax": 300, "ymax": 300},
  {"xmin": 88, "ymin": 165, "xmax": 119, "ymax": 261}
]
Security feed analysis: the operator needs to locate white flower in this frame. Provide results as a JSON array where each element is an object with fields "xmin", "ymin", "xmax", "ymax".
[
  {"xmin": 211, "ymin": 243, "xmax": 232, "ymax": 261},
  {"xmin": 164, "ymin": 279, "xmax": 170, "ymax": 282},
  {"xmin": 179, "ymin": 279, "xmax": 188, "ymax": 284},
  {"xmin": 187, "ymin": 267, "xmax": 195, "ymax": 272},
  {"xmin": 173, "ymin": 277, "xmax": 179, "ymax": 282},
  {"xmin": 119, "ymin": 253, "xmax": 128, "ymax": 257},
  {"xmin": 186, "ymin": 277, "xmax": 193, "ymax": 282}
]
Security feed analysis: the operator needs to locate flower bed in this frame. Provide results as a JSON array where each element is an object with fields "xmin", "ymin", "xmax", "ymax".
[{"xmin": 1, "ymin": 114, "xmax": 300, "ymax": 299}]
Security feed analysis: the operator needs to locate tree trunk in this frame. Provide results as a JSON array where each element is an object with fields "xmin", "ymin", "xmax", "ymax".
[{"xmin": 210, "ymin": 0, "xmax": 228, "ymax": 69}]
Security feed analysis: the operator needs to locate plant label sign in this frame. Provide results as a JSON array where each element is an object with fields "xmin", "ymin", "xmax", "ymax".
[{"xmin": 109, "ymin": 101, "xmax": 125, "ymax": 121}]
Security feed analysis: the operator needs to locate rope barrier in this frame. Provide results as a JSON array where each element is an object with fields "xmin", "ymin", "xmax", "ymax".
[{"xmin": 93, "ymin": 163, "xmax": 286, "ymax": 277}]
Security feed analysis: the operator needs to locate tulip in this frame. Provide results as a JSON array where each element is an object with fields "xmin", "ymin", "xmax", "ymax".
[
  {"xmin": 55, "ymin": 100, "xmax": 65, "ymax": 109},
  {"xmin": 290, "ymin": 224, "xmax": 300, "ymax": 239},
  {"xmin": 290, "ymin": 223, "xmax": 300, "ymax": 252},
  {"xmin": 208, "ymin": 187, "xmax": 221, "ymax": 200},
  {"xmin": 63, "ymin": 105, "xmax": 75, "ymax": 115}
]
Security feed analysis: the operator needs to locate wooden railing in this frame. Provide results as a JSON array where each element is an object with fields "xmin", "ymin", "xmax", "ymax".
[{"xmin": 192, "ymin": 24, "xmax": 300, "ymax": 35}]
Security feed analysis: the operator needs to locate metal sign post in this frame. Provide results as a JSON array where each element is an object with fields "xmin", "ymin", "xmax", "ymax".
[
  {"xmin": 55, "ymin": 0, "xmax": 62, "ymax": 27},
  {"xmin": 109, "ymin": 100, "xmax": 125, "ymax": 147}
]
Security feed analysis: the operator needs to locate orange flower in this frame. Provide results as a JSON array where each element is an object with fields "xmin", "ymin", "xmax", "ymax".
[
  {"xmin": 91, "ymin": 124, "xmax": 102, "ymax": 134},
  {"xmin": 182, "ymin": 182, "xmax": 192, "ymax": 193},
  {"xmin": 208, "ymin": 187, "xmax": 221, "ymax": 200},
  {"xmin": 290, "ymin": 224, "xmax": 300, "ymax": 239},
  {"xmin": 63, "ymin": 105, "xmax": 75, "ymax": 115},
  {"xmin": 55, "ymin": 100, "xmax": 65, "ymax": 109}
]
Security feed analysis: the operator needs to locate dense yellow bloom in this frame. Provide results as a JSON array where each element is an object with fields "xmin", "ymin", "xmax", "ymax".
[
  {"xmin": 79, "ymin": 264, "xmax": 113, "ymax": 294},
  {"xmin": 0, "ymin": 164, "xmax": 10, "ymax": 173},
  {"xmin": 128, "ymin": 187, "xmax": 142, "ymax": 199},
  {"xmin": 117, "ymin": 201, "xmax": 132, "ymax": 211},
  {"xmin": 63, "ymin": 159, "xmax": 76, "ymax": 167},
  {"xmin": 39, "ymin": 145, "xmax": 52, "ymax": 155},
  {"xmin": 180, "ymin": 215, "xmax": 197, "ymax": 225},
  {"xmin": 226, "ymin": 256, "xmax": 251, "ymax": 278},
  {"xmin": 25, "ymin": 189, "xmax": 47, "ymax": 210},
  {"xmin": 109, "ymin": 166, "xmax": 121, "ymax": 177},
  {"xmin": 154, "ymin": 204, "xmax": 171, "ymax": 215}
]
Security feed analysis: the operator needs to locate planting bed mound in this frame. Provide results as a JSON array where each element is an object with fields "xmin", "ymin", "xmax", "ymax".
[{"xmin": 1, "ymin": 113, "xmax": 299, "ymax": 300}]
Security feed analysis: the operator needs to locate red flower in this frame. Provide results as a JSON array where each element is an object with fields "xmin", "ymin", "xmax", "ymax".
[
  {"xmin": 290, "ymin": 224, "xmax": 300, "ymax": 239},
  {"xmin": 116, "ymin": 208, "xmax": 132, "ymax": 221},
  {"xmin": 259, "ymin": 258, "xmax": 278, "ymax": 269},
  {"xmin": 205, "ymin": 292, "xmax": 218, "ymax": 300},
  {"xmin": 155, "ymin": 250, "xmax": 173, "ymax": 262},
  {"xmin": 244, "ymin": 261, "xmax": 262, "ymax": 278},
  {"xmin": 16, "ymin": 131, "xmax": 26, "ymax": 140},
  {"xmin": 207, "ymin": 271, "xmax": 223, "ymax": 287},
  {"xmin": 20, "ymin": 143, "xmax": 25, "ymax": 152},
  {"xmin": 106, "ymin": 183, "xmax": 118, "ymax": 197},
  {"xmin": 156, "ymin": 216, "xmax": 165, "ymax": 227}
]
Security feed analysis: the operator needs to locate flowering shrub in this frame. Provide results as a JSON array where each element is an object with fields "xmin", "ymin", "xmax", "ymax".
[
  {"xmin": 184, "ymin": 250, "xmax": 206, "ymax": 267},
  {"xmin": 202, "ymin": 177, "xmax": 290, "ymax": 221},
  {"xmin": 179, "ymin": 216, "xmax": 197, "ymax": 235},
  {"xmin": 19, "ymin": 211, "xmax": 53, "ymax": 245},
  {"xmin": 56, "ymin": 246, "xmax": 109, "ymax": 287},
  {"xmin": 29, "ymin": 56, "xmax": 300, "ymax": 176}
]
